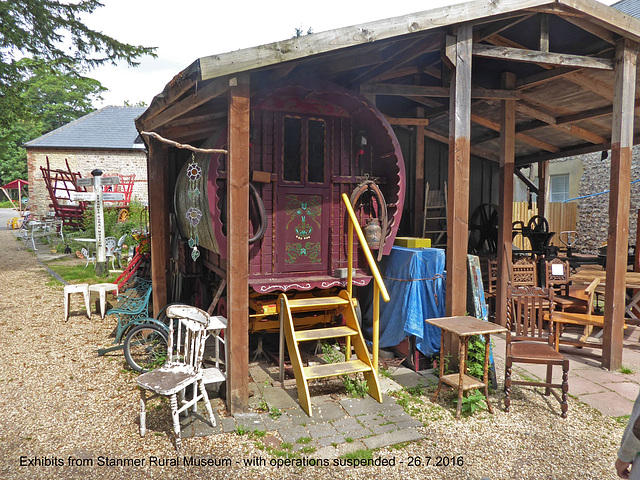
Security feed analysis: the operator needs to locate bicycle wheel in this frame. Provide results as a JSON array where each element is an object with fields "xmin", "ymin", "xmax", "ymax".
[{"xmin": 124, "ymin": 324, "xmax": 169, "ymax": 373}]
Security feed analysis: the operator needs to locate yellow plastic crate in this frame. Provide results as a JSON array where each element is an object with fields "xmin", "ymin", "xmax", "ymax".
[{"xmin": 394, "ymin": 237, "xmax": 432, "ymax": 248}]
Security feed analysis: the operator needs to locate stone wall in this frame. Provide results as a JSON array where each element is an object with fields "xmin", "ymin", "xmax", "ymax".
[
  {"xmin": 27, "ymin": 148, "xmax": 148, "ymax": 218},
  {"xmin": 572, "ymin": 145, "xmax": 640, "ymax": 254}
]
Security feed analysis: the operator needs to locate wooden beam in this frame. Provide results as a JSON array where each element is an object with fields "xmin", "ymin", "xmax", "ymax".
[
  {"xmin": 424, "ymin": 128, "xmax": 499, "ymax": 162},
  {"xmin": 371, "ymin": 66, "xmax": 421, "ymax": 82},
  {"xmin": 384, "ymin": 115, "xmax": 429, "ymax": 126},
  {"xmin": 553, "ymin": 122, "xmax": 606, "ymax": 144},
  {"xmin": 515, "ymin": 95, "xmax": 607, "ymax": 144},
  {"xmin": 472, "ymin": 44, "xmax": 615, "ymax": 70},
  {"xmin": 195, "ymin": 0, "xmax": 563, "ymax": 82},
  {"xmin": 514, "ymin": 167, "xmax": 539, "ymax": 194},
  {"xmin": 496, "ymin": 72, "xmax": 516, "ymax": 328},
  {"xmin": 145, "ymin": 78, "xmax": 228, "ymax": 132},
  {"xmin": 515, "ymin": 140, "xmax": 613, "ymax": 165},
  {"xmin": 147, "ymin": 139, "xmax": 170, "ymax": 317},
  {"xmin": 474, "ymin": 14, "xmax": 534, "ymax": 43},
  {"xmin": 446, "ymin": 23, "xmax": 472, "ymax": 318},
  {"xmin": 414, "ymin": 107, "xmax": 425, "ymax": 237},
  {"xmin": 472, "ymin": 113, "xmax": 559, "ymax": 152},
  {"xmin": 406, "ymin": 95, "xmax": 444, "ymax": 109},
  {"xmin": 360, "ymin": 82, "xmax": 520, "ymax": 99},
  {"xmin": 136, "ymin": 65, "xmax": 198, "ymax": 129},
  {"xmin": 562, "ymin": 15, "xmax": 617, "ymax": 45},
  {"xmin": 226, "ymin": 74, "xmax": 251, "ymax": 412},
  {"xmin": 539, "ymin": 14, "xmax": 550, "ymax": 53},
  {"xmin": 603, "ymin": 38, "xmax": 639, "ymax": 371},
  {"xmin": 350, "ymin": 35, "xmax": 442, "ymax": 85},
  {"xmin": 516, "ymin": 66, "xmax": 579, "ymax": 89}
]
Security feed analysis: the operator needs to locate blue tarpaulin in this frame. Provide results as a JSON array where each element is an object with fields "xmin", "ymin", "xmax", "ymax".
[{"xmin": 374, "ymin": 246, "xmax": 446, "ymax": 356}]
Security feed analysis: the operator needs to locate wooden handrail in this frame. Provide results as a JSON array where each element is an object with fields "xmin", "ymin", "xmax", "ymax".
[{"xmin": 342, "ymin": 193, "xmax": 390, "ymax": 371}]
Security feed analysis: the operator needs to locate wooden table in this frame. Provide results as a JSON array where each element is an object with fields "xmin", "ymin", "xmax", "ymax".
[
  {"xmin": 426, "ymin": 316, "xmax": 507, "ymax": 419},
  {"xmin": 571, "ymin": 270, "xmax": 640, "ymax": 319}
]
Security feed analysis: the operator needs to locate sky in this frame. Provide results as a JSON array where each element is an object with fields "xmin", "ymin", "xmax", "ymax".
[{"xmin": 81, "ymin": 0, "xmax": 618, "ymax": 108}]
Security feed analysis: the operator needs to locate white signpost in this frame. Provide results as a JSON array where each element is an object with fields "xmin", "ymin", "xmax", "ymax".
[{"xmin": 72, "ymin": 172, "xmax": 123, "ymax": 276}]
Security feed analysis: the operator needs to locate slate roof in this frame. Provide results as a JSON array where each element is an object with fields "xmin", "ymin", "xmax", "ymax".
[
  {"xmin": 25, "ymin": 106, "xmax": 146, "ymax": 150},
  {"xmin": 612, "ymin": 0, "xmax": 640, "ymax": 18}
]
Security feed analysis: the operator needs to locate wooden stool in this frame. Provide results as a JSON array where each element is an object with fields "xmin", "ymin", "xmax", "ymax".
[
  {"xmin": 64, "ymin": 283, "xmax": 90, "ymax": 320},
  {"xmin": 89, "ymin": 283, "xmax": 119, "ymax": 319}
]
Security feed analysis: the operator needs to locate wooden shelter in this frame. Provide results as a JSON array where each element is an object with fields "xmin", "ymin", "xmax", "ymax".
[{"xmin": 136, "ymin": 0, "xmax": 640, "ymax": 412}]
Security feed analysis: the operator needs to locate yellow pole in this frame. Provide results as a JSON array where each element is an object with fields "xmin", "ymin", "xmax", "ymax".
[
  {"xmin": 373, "ymin": 283, "xmax": 380, "ymax": 372},
  {"xmin": 346, "ymin": 220, "xmax": 353, "ymax": 361},
  {"xmin": 347, "ymin": 220, "xmax": 353, "ymax": 299},
  {"xmin": 341, "ymin": 194, "xmax": 389, "ymax": 302}
]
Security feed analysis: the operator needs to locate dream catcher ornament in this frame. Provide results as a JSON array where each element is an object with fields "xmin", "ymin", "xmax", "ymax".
[{"xmin": 185, "ymin": 153, "xmax": 203, "ymax": 261}]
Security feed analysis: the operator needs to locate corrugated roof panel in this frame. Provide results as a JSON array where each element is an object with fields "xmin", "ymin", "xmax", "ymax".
[{"xmin": 25, "ymin": 106, "xmax": 147, "ymax": 150}]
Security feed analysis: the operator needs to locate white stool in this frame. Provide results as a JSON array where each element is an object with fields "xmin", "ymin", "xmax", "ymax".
[
  {"xmin": 64, "ymin": 283, "xmax": 90, "ymax": 320},
  {"xmin": 89, "ymin": 283, "xmax": 119, "ymax": 319}
]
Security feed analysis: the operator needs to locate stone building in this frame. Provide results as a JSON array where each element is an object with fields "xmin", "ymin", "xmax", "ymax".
[{"xmin": 25, "ymin": 106, "xmax": 148, "ymax": 218}]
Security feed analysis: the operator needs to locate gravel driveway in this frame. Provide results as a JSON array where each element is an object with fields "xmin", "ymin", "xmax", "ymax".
[{"xmin": 0, "ymin": 229, "xmax": 629, "ymax": 480}]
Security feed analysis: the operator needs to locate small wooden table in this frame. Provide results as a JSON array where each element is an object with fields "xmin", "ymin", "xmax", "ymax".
[{"xmin": 426, "ymin": 315, "xmax": 507, "ymax": 419}]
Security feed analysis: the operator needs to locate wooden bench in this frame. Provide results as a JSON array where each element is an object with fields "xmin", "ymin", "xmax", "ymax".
[{"xmin": 544, "ymin": 311, "xmax": 627, "ymax": 351}]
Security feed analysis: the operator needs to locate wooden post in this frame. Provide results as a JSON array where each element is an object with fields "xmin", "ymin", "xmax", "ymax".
[
  {"xmin": 603, "ymin": 38, "xmax": 638, "ymax": 370},
  {"xmin": 538, "ymin": 161, "xmax": 548, "ymax": 221},
  {"xmin": 496, "ymin": 72, "xmax": 516, "ymax": 327},
  {"xmin": 226, "ymin": 74, "xmax": 251, "ymax": 411},
  {"xmin": 147, "ymin": 138, "xmax": 170, "ymax": 315},
  {"xmin": 414, "ymin": 107, "xmax": 425, "ymax": 237},
  {"xmin": 445, "ymin": 23, "xmax": 472, "ymax": 317},
  {"xmin": 444, "ymin": 25, "xmax": 472, "ymax": 368}
]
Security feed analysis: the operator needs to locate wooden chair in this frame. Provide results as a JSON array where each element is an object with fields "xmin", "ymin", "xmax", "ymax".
[
  {"xmin": 545, "ymin": 258, "xmax": 588, "ymax": 312},
  {"xmin": 505, "ymin": 284, "xmax": 569, "ymax": 418},
  {"xmin": 137, "ymin": 305, "xmax": 225, "ymax": 450},
  {"xmin": 481, "ymin": 257, "xmax": 498, "ymax": 318},
  {"xmin": 512, "ymin": 256, "xmax": 537, "ymax": 287}
]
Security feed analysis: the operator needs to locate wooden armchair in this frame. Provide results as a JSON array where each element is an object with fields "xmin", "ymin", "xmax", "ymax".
[
  {"xmin": 545, "ymin": 258, "xmax": 588, "ymax": 313},
  {"xmin": 505, "ymin": 284, "xmax": 569, "ymax": 418}
]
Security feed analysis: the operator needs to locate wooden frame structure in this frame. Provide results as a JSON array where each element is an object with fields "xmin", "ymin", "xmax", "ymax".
[{"xmin": 136, "ymin": 0, "xmax": 640, "ymax": 411}]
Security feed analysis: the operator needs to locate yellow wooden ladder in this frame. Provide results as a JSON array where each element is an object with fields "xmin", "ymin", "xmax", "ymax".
[{"xmin": 279, "ymin": 289, "xmax": 382, "ymax": 416}]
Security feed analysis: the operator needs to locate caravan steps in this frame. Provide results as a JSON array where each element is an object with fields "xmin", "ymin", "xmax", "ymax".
[
  {"xmin": 280, "ymin": 289, "xmax": 381, "ymax": 416},
  {"xmin": 286, "ymin": 296, "xmax": 350, "ymax": 312},
  {"xmin": 295, "ymin": 325, "xmax": 357, "ymax": 342}
]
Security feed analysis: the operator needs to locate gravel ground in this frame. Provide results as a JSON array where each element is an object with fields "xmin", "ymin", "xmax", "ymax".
[{"xmin": 0, "ymin": 229, "xmax": 628, "ymax": 480}]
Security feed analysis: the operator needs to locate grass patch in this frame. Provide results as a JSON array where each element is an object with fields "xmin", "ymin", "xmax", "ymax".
[
  {"xmin": 296, "ymin": 437, "xmax": 312, "ymax": 444},
  {"xmin": 619, "ymin": 365, "xmax": 634, "ymax": 374},
  {"xmin": 45, "ymin": 260, "xmax": 118, "ymax": 284},
  {"xmin": 269, "ymin": 407, "xmax": 283, "ymax": 419}
]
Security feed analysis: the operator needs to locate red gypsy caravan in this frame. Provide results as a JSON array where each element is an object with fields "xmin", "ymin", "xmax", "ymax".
[{"xmin": 167, "ymin": 80, "xmax": 405, "ymax": 414}]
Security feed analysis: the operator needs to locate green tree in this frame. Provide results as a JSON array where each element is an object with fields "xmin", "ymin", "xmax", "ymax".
[
  {"xmin": 0, "ymin": 0, "xmax": 155, "ymax": 184},
  {"xmin": 0, "ymin": 59, "xmax": 107, "ymax": 184},
  {"xmin": 0, "ymin": 0, "xmax": 156, "ymax": 128}
]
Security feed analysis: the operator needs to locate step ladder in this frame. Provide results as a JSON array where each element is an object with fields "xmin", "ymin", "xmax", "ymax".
[
  {"xmin": 422, "ymin": 182, "xmax": 448, "ymax": 247},
  {"xmin": 279, "ymin": 289, "xmax": 382, "ymax": 416}
]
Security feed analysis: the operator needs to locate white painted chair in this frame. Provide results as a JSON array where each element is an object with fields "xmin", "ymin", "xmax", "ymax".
[
  {"xmin": 112, "ymin": 234, "xmax": 127, "ymax": 268},
  {"xmin": 137, "ymin": 305, "xmax": 225, "ymax": 450},
  {"xmin": 105, "ymin": 236, "xmax": 117, "ymax": 270},
  {"xmin": 81, "ymin": 247, "xmax": 96, "ymax": 269},
  {"xmin": 63, "ymin": 283, "xmax": 90, "ymax": 321},
  {"xmin": 89, "ymin": 283, "xmax": 120, "ymax": 319}
]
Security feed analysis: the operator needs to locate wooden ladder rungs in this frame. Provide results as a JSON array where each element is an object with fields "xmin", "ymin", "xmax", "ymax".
[
  {"xmin": 286, "ymin": 296, "xmax": 350, "ymax": 312},
  {"xmin": 304, "ymin": 359, "xmax": 372, "ymax": 380},
  {"xmin": 295, "ymin": 326, "xmax": 358, "ymax": 342}
]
